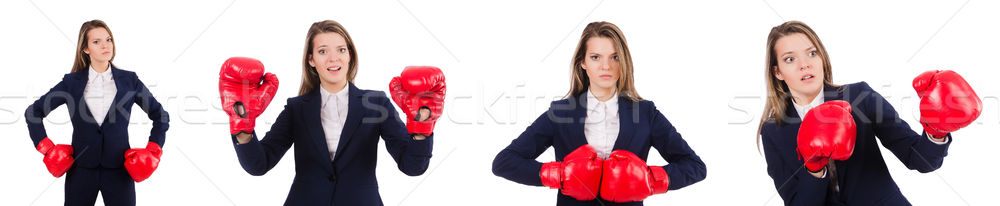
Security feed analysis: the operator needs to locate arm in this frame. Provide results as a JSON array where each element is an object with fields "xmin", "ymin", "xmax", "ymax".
[
  {"xmin": 232, "ymin": 103, "xmax": 295, "ymax": 176},
  {"xmin": 378, "ymin": 95, "xmax": 433, "ymax": 176},
  {"xmin": 762, "ymin": 124, "xmax": 829, "ymax": 205},
  {"xmin": 25, "ymin": 78, "xmax": 70, "ymax": 146},
  {"xmin": 648, "ymin": 106, "xmax": 706, "ymax": 190},
  {"xmin": 132, "ymin": 78, "xmax": 169, "ymax": 147},
  {"xmin": 491, "ymin": 111, "xmax": 555, "ymax": 186},
  {"xmin": 25, "ymin": 78, "xmax": 76, "ymax": 178},
  {"xmin": 863, "ymin": 84, "xmax": 950, "ymax": 173}
]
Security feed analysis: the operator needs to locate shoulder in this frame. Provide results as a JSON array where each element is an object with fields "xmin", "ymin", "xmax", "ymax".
[
  {"xmin": 287, "ymin": 95, "xmax": 307, "ymax": 105},
  {"xmin": 837, "ymin": 81, "xmax": 876, "ymax": 98},
  {"xmin": 633, "ymin": 99, "xmax": 656, "ymax": 110},
  {"xmin": 550, "ymin": 98, "xmax": 571, "ymax": 107},
  {"xmin": 357, "ymin": 88, "xmax": 389, "ymax": 100},
  {"xmin": 547, "ymin": 98, "xmax": 578, "ymax": 116},
  {"xmin": 63, "ymin": 70, "xmax": 86, "ymax": 81},
  {"xmin": 112, "ymin": 67, "xmax": 139, "ymax": 79},
  {"xmin": 758, "ymin": 119, "xmax": 789, "ymax": 151}
]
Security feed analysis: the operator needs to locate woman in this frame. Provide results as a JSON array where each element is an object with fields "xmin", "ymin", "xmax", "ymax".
[
  {"xmin": 25, "ymin": 19, "xmax": 169, "ymax": 206},
  {"xmin": 222, "ymin": 20, "xmax": 444, "ymax": 205},
  {"xmin": 757, "ymin": 21, "xmax": 980, "ymax": 205},
  {"xmin": 492, "ymin": 21, "xmax": 707, "ymax": 205}
]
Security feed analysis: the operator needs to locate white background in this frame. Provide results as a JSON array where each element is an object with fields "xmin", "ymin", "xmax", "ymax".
[{"xmin": 1, "ymin": 0, "xmax": 998, "ymax": 205}]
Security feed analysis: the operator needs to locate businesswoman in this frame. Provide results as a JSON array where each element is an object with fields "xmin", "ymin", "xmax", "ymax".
[
  {"xmin": 757, "ymin": 21, "xmax": 981, "ymax": 205},
  {"xmin": 25, "ymin": 19, "xmax": 169, "ymax": 206},
  {"xmin": 221, "ymin": 20, "xmax": 443, "ymax": 205},
  {"xmin": 492, "ymin": 21, "xmax": 707, "ymax": 205}
]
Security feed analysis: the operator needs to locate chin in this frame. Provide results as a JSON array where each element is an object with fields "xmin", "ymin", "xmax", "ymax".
[{"xmin": 594, "ymin": 83, "xmax": 616, "ymax": 90}]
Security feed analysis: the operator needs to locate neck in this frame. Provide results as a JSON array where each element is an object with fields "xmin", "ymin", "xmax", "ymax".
[
  {"xmin": 91, "ymin": 61, "xmax": 110, "ymax": 73},
  {"xmin": 321, "ymin": 81, "xmax": 348, "ymax": 94},
  {"xmin": 589, "ymin": 85, "xmax": 615, "ymax": 102},
  {"xmin": 790, "ymin": 90, "xmax": 820, "ymax": 106}
]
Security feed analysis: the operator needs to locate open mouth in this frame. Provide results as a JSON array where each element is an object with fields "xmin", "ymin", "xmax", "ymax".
[
  {"xmin": 801, "ymin": 74, "xmax": 815, "ymax": 81},
  {"xmin": 327, "ymin": 66, "xmax": 342, "ymax": 71}
]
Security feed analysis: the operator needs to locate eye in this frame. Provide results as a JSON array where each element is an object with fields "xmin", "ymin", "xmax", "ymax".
[
  {"xmin": 318, "ymin": 49, "xmax": 326, "ymax": 55},
  {"xmin": 783, "ymin": 57, "xmax": 795, "ymax": 63},
  {"xmin": 92, "ymin": 40, "xmax": 99, "ymax": 44},
  {"xmin": 590, "ymin": 55, "xmax": 599, "ymax": 61},
  {"xmin": 612, "ymin": 55, "xmax": 619, "ymax": 61},
  {"xmin": 338, "ymin": 48, "xmax": 347, "ymax": 53},
  {"xmin": 808, "ymin": 51, "xmax": 817, "ymax": 57}
]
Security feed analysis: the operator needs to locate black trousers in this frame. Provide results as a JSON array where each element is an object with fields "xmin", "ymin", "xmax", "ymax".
[{"xmin": 64, "ymin": 166, "xmax": 135, "ymax": 206}]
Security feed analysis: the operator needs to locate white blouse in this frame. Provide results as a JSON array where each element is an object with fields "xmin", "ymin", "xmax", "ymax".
[
  {"xmin": 84, "ymin": 66, "xmax": 116, "ymax": 126},
  {"xmin": 584, "ymin": 89, "xmax": 619, "ymax": 159},
  {"xmin": 320, "ymin": 86, "xmax": 349, "ymax": 160}
]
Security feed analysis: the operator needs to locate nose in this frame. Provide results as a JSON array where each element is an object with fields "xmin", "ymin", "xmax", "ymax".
[
  {"xmin": 799, "ymin": 61, "xmax": 811, "ymax": 71},
  {"xmin": 600, "ymin": 59, "xmax": 611, "ymax": 70}
]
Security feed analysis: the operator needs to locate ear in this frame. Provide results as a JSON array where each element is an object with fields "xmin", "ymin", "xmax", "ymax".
[
  {"xmin": 772, "ymin": 66, "xmax": 784, "ymax": 81},
  {"xmin": 307, "ymin": 54, "xmax": 316, "ymax": 68},
  {"xmin": 82, "ymin": 47, "xmax": 90, "ymax": 55}
]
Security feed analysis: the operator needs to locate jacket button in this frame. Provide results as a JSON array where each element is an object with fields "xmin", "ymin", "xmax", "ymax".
[
  {"xmin": 328, "ymin": 175, "xmax": 336, "ymax": 181},
  {"xmin": 97, "ymin": 130, "xmax": 102, "ymax": 134}
]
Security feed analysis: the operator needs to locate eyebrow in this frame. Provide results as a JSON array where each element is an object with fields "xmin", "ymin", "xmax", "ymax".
[
  {"xmin": 587, "ymin": 51, "xmax": 618, "ymax": 55},
  {"xmin": 780, "ymin": 46, "xmax": 816, "ymax": 57},
  {"xmin": 316, "ymin": 44, "xmax": 347, "ymax": 48}
]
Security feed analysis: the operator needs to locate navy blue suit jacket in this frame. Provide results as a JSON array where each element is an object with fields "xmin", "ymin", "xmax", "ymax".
[
  {"xmin": 233, "ymin": 83, "xmax": 433, "ymax": 206},
  {"xmin": 25, "ymin": 66, "xmax": 169, "ymax": 168},
  {"xmin": 761, "ymin": 82, "xmax": 951, "ymax": 205},
  {"xmin": 492, "ymin": 92, "xmax": 707, "ymax": 206}
]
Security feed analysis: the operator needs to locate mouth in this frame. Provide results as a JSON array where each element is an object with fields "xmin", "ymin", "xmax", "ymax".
[
  {"xmin": 600, "ymin": 74, "xmax": 613, "ymax": 79},
  {"xmin": 801, "ymin": 74, "xmax": 815, "ymax": 81},
  {"xmin": 326, "ymin": 66, "xmax": 342, "ymax": 72},
  {"xmin": 102, "ymin": 51, "xmax": 111, "ymax": 55}
]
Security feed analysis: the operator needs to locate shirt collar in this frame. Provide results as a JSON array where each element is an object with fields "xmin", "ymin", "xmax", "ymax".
[
  {"xmin": 88, "ymin": 66, "xmax": 113, "ymax": 80},
  {"xmin": 320, "ymin": 84, "xmax": 350, "ymax": 104},
  {"xmin": 793, "ymin": 90, "xmax": 825, "ymax": 119},
  {"xmin": 586, "ymin": 88, "xmax": 618, "ymax": 110}
]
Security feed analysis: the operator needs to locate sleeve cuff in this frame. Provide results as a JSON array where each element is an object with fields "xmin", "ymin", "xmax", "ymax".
[
  {"xmin": 927, "ymin": 133, "xmax": 950, "ymax": 145},
  {"xmin": 407, "ymin": 134, "xmax": 433, "ymax": 156}
]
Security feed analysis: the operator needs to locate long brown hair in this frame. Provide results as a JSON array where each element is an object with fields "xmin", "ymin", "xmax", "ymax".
[
  {"xmin": 71, "ymin": 20, "xmax": 116, "ymax": 73},
  {"xmin": 757, "ymin": 21, "xmax": 838, "ymax": 148},
  {"xmin": 298, "ymin": 20, "xmax": 359, "ymax": 96},
  {"xmin": 566, "ymin": 21, "xmax": 642, "ymax": 101}
]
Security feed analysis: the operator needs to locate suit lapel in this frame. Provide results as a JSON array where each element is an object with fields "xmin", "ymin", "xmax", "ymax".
[
  {"xmin": 100, "ymin": 67, "xmax": 126, "ymax": 130},
  {"xmin": 612, "ymin": 97, "xmax": 637, "ymax": 151},
  {"xmin": 301, "ymin": 87, "xmax": 335, "ymax": 172},
  {"xmin": 332, "ymin": 84, "xmax": 363, "ymax": 163},
  {"xmin": 566, "ymin": 93, "xmax": 589, "ymax": 150},
  {"xmin": 67, "ymin": 70, "xmax": 102, "ymax": 129}
]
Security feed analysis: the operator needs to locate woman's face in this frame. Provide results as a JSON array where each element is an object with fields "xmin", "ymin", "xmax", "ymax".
[
  {"xmin": 83, "ymin": 28, "xmax": 114, "ymax": 64},
  {"xmin": 773, "ymin": 33, "xmax": 824, "ymax": 100},
  {"xmin": 308, "ymin": 32, "xmax": 351, "ymax": 87},
  {"xmin": 581, "ymin": 37, "xmax": 620, "ymax": 92}
]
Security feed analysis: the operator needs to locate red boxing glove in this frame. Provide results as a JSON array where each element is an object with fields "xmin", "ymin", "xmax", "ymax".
[
  {"xmin": 912, "ymin": 70, "xmax": 982, "ymax": 138},
  {"xmin": 389, "ymin": 66, "xmax": 445, "ymax": 136},
  {"xmin": 37, "ymin": 138, "xmax": 74, "ymax": 178},
  {"xmin": 797, "ymin": 100, "xmax": 857, "ymax": 172},
  {"xmin": 219, "ymin": 57, "xmax": 279, "ymax": 135},
  {"xmin": 124, "ymin": 142, "xmax": 162, "ymax": 182},
  {"xmin": 599, "ymin": 150, "xmax": 669, "ymax": 203},
  {"xmin": 540, "ymin": 145, "xmax": 604, "ymax": 201}
]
